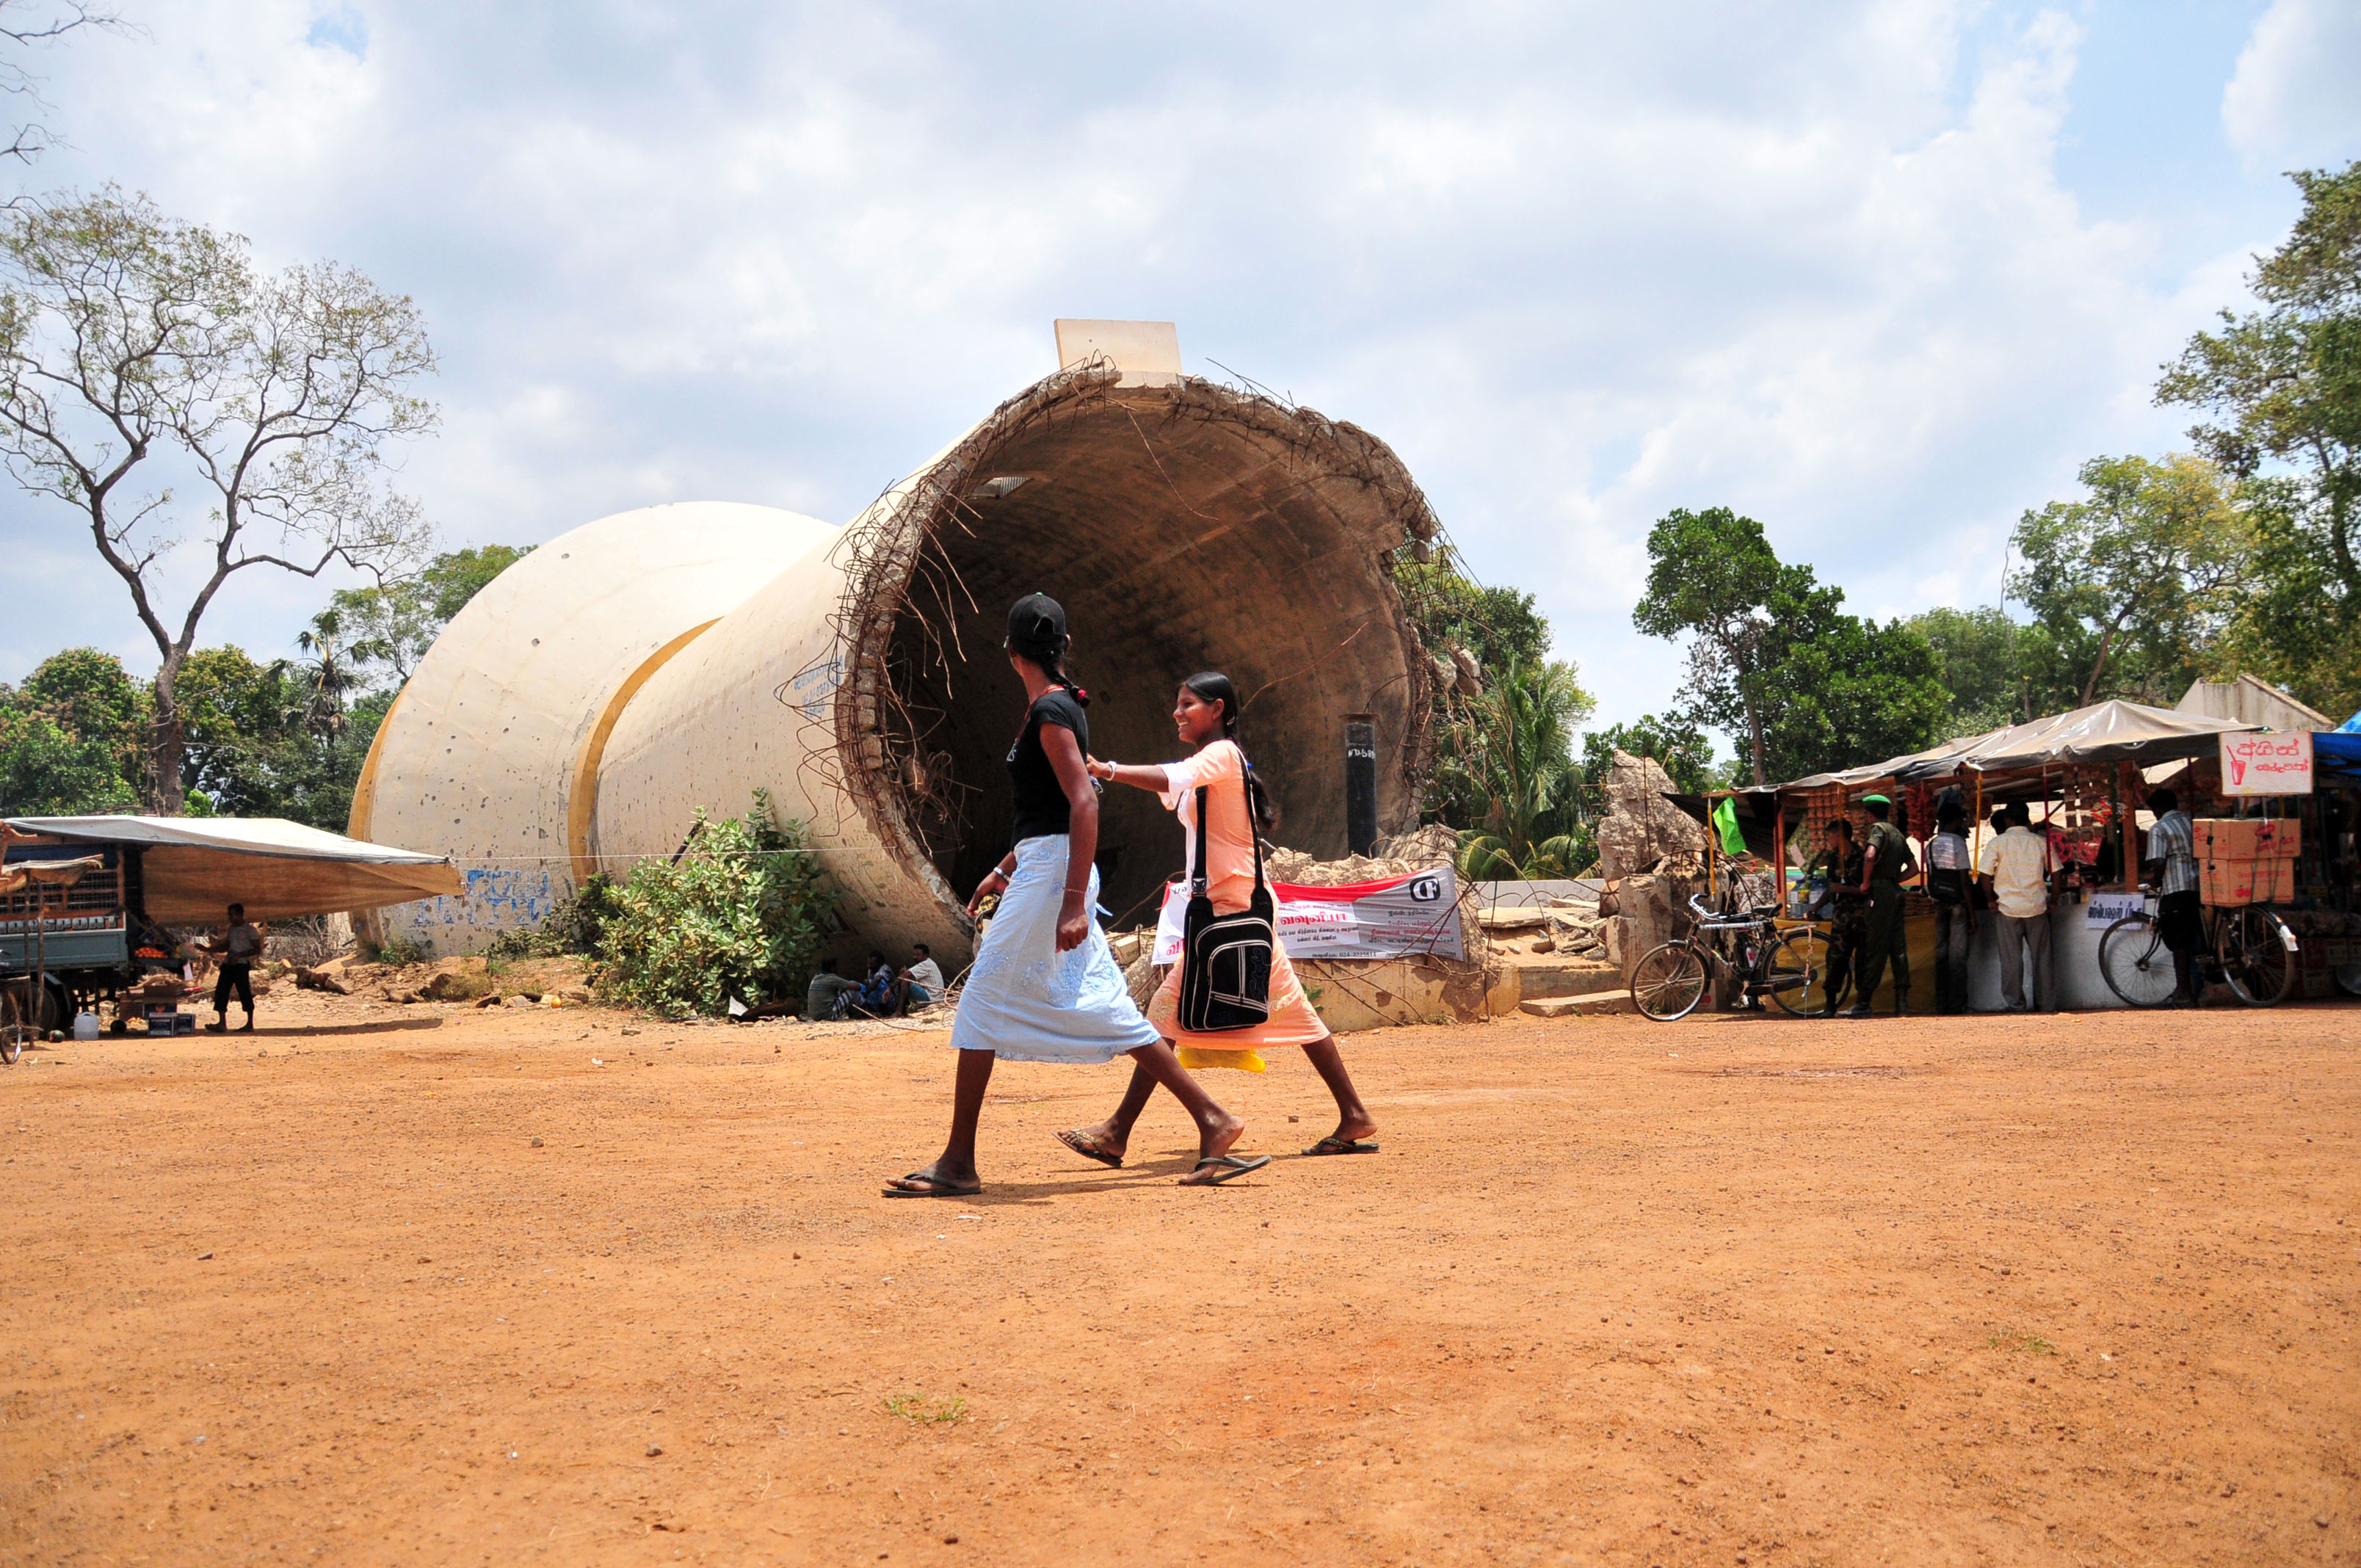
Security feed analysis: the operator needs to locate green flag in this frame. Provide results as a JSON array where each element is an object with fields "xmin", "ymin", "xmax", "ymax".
[{"xmin": 1710, "ymin": 796, "xmax": 1747, "ymax": 859}]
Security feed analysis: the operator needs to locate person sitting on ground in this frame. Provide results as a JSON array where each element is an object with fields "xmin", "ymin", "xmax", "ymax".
[
  {"xmin": 202, "ymin": 902, "xmax": 263, "ymax": 1034},
  {"xmin": 903, "ymin": 943, "xmax": 944, "ymax": 1011},
  {"xmin": 2141, "ymin": 786, "xmax": 2204, "ymax": 1006},
  {"xmin": 804, "ymin": 957, "xmax": 860, "ymax": 1022},
  {"xmin": 846, "ymin": 951, "xmax": 906, "ymax": 1019}
]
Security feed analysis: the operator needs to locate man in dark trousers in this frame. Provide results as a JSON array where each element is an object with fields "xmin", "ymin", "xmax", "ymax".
[
  {"xmin": 203, "ymin": 902, "xmax": 262, "ymax": 1033},
  {"xmin": 2142, "ymin": 787, "xmax": 2205, "ymax": 1005},
  {"xmin": 1926, "ymin": 800, "xmax": 1979, "ymax": 1012},
  {"xmin": 1838, "ymin": 794, "xmax": 1913, "ymax": 1017}
]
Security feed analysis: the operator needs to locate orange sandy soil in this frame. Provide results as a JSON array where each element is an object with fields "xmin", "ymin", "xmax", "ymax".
[{"xmin": 1, "ymin": 989, "xmax": 2356, "ymax": 1567}]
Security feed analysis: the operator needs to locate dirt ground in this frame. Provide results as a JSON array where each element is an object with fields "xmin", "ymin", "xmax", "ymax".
[{"xmin": 1, "ymin": 987, "xmax": 2355, "ymax": 1567}]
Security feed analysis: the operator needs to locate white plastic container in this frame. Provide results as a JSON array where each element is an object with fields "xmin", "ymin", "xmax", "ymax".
[{"xmin": 72, "ymin": 1011, "xmax": 101, "ymax": 1041}]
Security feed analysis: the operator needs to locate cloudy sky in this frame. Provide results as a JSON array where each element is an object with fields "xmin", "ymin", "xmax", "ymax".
[{"xmin": 4, "ymin": 0, "xmax": 2357, "ymax": 755}]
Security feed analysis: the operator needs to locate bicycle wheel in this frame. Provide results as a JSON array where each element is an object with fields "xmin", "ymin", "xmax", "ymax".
[
  {"xmin": 0, "ymin": 986, "xmax": 22, "ymax": 1066},
  {"xmin": 1766, "ymin": 928, "xmax": 1832, "ymax": 1015},
  {"xmin": 2218, "ymin": 905, "xmax": 2296, "ymax": 1006},
  {"xmin": 2099, "ymin": 914, "xmax": 2178, "ymax": 1009},
  {"xmin": 1631, "ymin": 942, "xmax": 1709, "ymax": 1022}
]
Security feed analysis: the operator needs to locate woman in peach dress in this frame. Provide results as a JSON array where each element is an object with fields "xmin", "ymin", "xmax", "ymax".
[{"xmin": 1059, "ymin": 672, "xmax": 1379, "ymax": 1166}]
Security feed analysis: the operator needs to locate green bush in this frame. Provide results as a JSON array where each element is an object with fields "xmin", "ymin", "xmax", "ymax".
[
  {"xmin": 371, "ymin": 932, "xmax": 429, "ymax": 967},
  {"xmin": 595, "ymin": 791, "xmax": 836, "ymax": 1018}
]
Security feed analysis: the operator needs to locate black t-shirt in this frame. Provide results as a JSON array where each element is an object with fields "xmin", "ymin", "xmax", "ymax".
[{"xmin": 1007, "ymin": 689, "xmax": 1089, "ymax": 844}]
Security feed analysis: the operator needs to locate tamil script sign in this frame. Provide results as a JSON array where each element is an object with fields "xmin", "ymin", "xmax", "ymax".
[
  {"xmin": 2221, "ymin": 730, "xmax": 2314, "ymax": 796},
  {"xmin": 2086, "ymin": 890, "xmax": 2151, "ymax": 927},
  {"xmin": 1153, "ymin": 867, "xmax": 1466, "ymax": 963}
]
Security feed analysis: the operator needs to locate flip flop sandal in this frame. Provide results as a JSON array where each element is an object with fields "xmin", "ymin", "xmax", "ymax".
[
  {"xmin": 1182, "ymin": 1153, "xmax": 1273, "ymax": 1186},
  {"xmin": 1301, "ymin": 1136, "xmax": 1379, "ymax": 1157},
  {"xmin": 1056, "ymin": 1128, "xmax": 1123, "ymax": 1169},
  {"xmin": 882, "ymin": 1172, "xmax": 982, "ymax": 1199}
]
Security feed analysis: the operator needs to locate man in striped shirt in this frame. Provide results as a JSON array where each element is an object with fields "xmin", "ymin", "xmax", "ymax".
[{"xmin": 2144, "ymin": 788, "xmax": 2203, "ymax": 1005}]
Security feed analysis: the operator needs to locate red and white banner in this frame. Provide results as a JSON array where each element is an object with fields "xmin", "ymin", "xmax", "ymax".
[{"xmin": 1152, "ymin": 867, "xmax": 1465, "ymax": 963}]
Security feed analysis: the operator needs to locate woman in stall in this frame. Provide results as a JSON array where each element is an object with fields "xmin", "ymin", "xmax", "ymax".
[
  {"xmin": 883, "ymin": 596, "xmax": 1268, "ymax": 1196},
  {"xmin": 1056, "ymin": 670, "xmax": 1380, "ymax": 1166}
]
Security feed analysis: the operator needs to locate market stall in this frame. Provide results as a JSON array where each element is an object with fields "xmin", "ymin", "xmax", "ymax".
[
  {"xmin": 1681, "ymin": 700, "xmax": 2282, "ymax": 1013},
  {"xmin": 2, "ymin": 816, "xmax": 463, "ymax": 1038}
]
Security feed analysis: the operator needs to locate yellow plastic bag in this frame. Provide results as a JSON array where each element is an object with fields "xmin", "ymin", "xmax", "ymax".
[{"xmin": 1176, "ymin": 1045, "xmax": 1267, "ymax": 1073}]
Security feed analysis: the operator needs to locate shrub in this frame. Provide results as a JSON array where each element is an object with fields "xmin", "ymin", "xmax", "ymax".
[
  {"xmin": 371, "ymin": 931, "xmax": 429, "ymax": 967},
  {"xmin": 595, "ymin": 791, "xmax": 836, "ymax": 1018}
]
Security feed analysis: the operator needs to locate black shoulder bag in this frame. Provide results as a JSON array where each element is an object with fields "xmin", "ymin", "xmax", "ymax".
[{"xmin": 1178, "ymin": 783, "xmax": 1274, "ymax": 1033}]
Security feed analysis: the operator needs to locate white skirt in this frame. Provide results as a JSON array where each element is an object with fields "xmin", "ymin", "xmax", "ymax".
[{"xmin": 948, "ymin": 834, "xmax": 1161, "ymax": 1064}]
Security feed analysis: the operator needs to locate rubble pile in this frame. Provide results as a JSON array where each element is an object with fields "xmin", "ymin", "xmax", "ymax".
[
  {"xmin": 1264, "ymin": 823, "xmax": 1462, "ymax": 888},
  {"xmin": 1591, "ymin": 749, "xmax": 1711, "ymax": 983}
]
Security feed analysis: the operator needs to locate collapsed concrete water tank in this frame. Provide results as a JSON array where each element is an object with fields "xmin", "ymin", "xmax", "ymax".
[{"xmin": 352, "ymin": 359, "xmax": 1440, "ymax": 965}]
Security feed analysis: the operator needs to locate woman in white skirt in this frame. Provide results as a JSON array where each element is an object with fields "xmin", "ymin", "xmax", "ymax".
[
  {"xmin": 885, "ymin": 595, "xmax": 1271, "ymax": 1197},
  {"xmin": 1058, "ymin": 671, "xmax": 1379, "ymax": 1166}
]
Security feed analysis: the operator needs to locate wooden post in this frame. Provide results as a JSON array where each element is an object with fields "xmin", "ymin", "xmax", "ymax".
[
  {"xmin": 2118, "ymin": 761, "xmax": 2138, "ymax": 892},
  {"xmin": 1771, "ymin": 795, "xmax": 1786, "ymax": 910}
]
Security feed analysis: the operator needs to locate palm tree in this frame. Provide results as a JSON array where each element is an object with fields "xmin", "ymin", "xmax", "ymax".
[
  {"xmin": 1453, "ymin": 655, "xmax": 1592, "ymax": 880},
  {"xmin": 293, "ymin": 608, "xmax": 391, "ymax": 749}
]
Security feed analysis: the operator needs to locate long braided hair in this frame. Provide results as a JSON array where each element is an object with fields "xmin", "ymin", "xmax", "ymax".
[{"xmin": 1181, "ymin": 670, "xmax": 1275, "ymax": 835}]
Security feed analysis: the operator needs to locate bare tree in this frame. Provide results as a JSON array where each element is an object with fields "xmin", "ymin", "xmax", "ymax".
[
  {"xmin": 0, "ymin": 187, "xmax": 437, "ymax": 810},
  {"xmin": 0, "ymin": 2, "xmax": 126, "ymax": 167}
]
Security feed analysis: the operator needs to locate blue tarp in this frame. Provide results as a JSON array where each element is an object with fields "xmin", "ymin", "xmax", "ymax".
[
  {"xmin": 2339, "ymin": 707, "xmax": 2361, "ymax": 734},
  {"xmin": 2318, "ymin": 730, "xmax": 2361, "ymax": 777}
]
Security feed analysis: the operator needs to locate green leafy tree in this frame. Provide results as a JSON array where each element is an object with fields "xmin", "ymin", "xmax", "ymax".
[
  {"xmin": 172, "ymin": 646, "xmax": 308, "ymax": 817},
  {"xmin": 1755, "ymin": 613, "xmax": 1951, "ymax": 780},
  {"xmin": 1906, "ymin": 606, "xmax": 2034, "ymax": 733},
  {"xmin": 2158, "ymin": 160, "xmax": 2361, "ymax": 716},
  {"xmin": 0, "ymin": 187, "xmax": 437, "ymax": 810},
  {"xmin": 1635, "ymin": 507, "xmax": 1948, "ymax": 784},
  {"xmin": 1453, "ymin": 655, "xmax": 1594, "ymax": 880},
  {"xmin": 0, "ymin": 646, "xmax": 145, "ymax": 813},
  {"xmin": 1631, "ymin": 507, "xmax": 1795, "ymax": 785},
  {"xmin": 2006, "ymin": 454, "xmax": 2252, "ymax": 707},
  {"xmin": 331, "ymin": 543, "xmax": 532, "ymax": 685},
  {"xmin": 595, "ymin": 792, "xmax": 838, "ymax": 1018}
]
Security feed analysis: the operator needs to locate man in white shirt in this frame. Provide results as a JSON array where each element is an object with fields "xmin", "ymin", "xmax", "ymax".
[
  {"xmin": 1976, "ymin": 803, "xmax": 2056, "ymax": 1012},
  {"xmin": 904, "ymin": 943, "xmax": 946, "ymax": 1010}
]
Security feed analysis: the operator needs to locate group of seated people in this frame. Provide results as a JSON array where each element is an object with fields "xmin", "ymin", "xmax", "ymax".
[{"xmin": 803, "ymin": 943, "xmax": 944, "ymax": 1021}]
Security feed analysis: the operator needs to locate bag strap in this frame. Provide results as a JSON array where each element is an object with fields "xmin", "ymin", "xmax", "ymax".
[
  {"xmin": 1192, "ymin": 787, "xmax": 1210, "ymax": 897},
  {"xmin": 1242, "ymin": 767, "xmax": 1267, "ymax": 899},
  {"xmin": 1192, "ymin": 769, "xmax": 1272, "ymax": 901}
]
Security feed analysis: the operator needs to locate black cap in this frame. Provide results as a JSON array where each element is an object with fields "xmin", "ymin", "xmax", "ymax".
[{"xmin": 1006, "ymin": 592, "xmax": 1067, "ymax": 657}]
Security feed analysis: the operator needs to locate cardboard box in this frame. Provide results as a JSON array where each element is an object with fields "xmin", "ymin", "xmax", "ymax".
[
  {"xmin": 2199, "ymin": 856, "xmax": 2294, "ymax": 907},
  {"xmin": 2194, "ymin": 819, "xmax": 2301, "ymax": 859}
]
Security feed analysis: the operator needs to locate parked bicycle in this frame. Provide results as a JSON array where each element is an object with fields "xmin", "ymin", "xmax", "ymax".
[
  {"xmin": 2097, "ymin": 892, "xmax": 2296, "ymax": 1008},
  {"xmin": 1632, "ymin": 893, "xmax": 1825, "ymax": 1021}
]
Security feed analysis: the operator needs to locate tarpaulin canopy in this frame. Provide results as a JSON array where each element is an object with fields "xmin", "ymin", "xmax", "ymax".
[
  {"xmin": 2316, "ymin": 731, "xmax": 2361, "ymax": 780},
  {"xmin": 1892, "ymin": 700, "xmax": 2258, "ymax": 780},
  {"xmin": 1, "ymin": 816, "xmax": 463, "ymax": 924}
]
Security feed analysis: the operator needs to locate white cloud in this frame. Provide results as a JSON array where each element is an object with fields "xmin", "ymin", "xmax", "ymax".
[
  {"xmin": 0, "ymin": 1, "xmax": 2296, "ymax": 756},
  {"xmin": 2222, "ymin": 0, "xmax": 2361, "ymax": 163}
]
